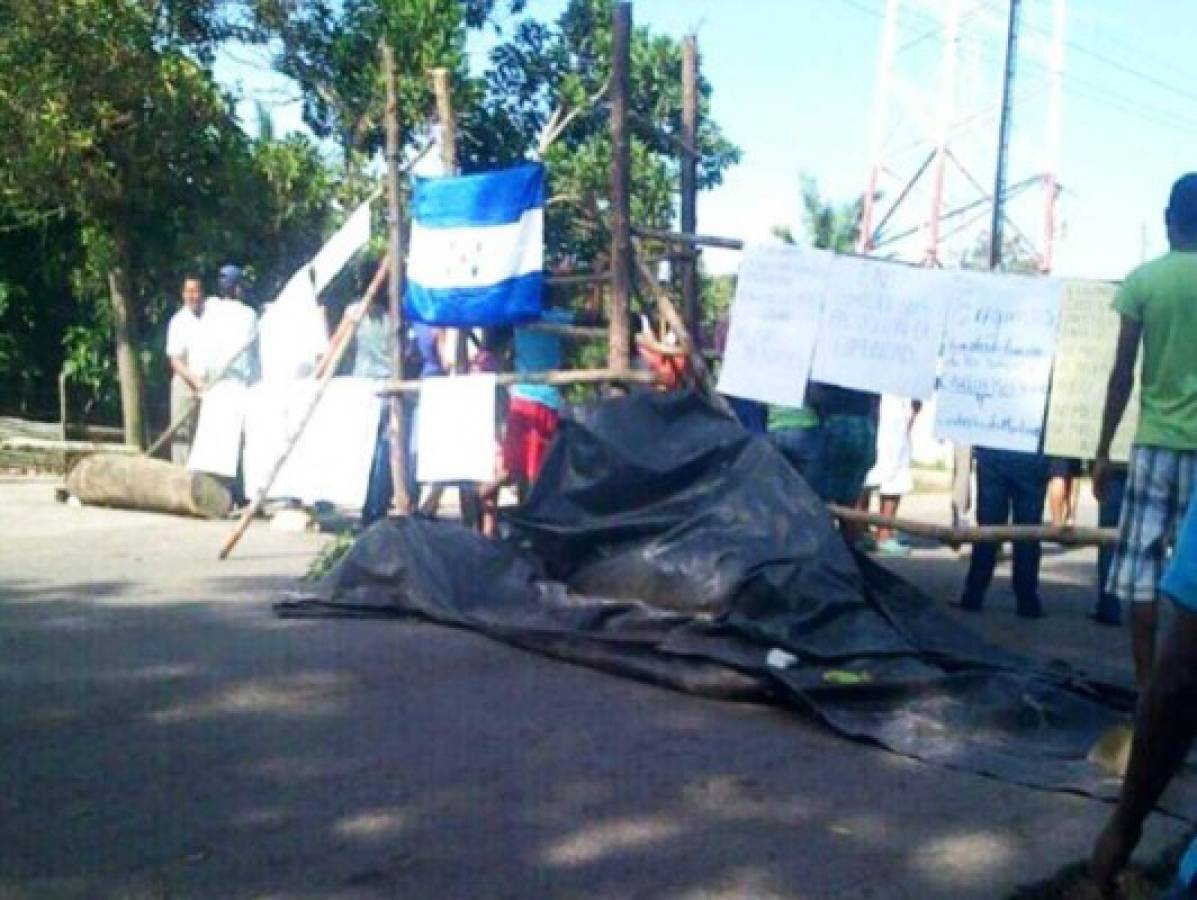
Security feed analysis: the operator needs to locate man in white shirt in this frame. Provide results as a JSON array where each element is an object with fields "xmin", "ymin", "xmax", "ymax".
[
  {"xmin": 186, "ymin": 265, "xmax": 259, "ymax": 504},
  {"xmin": 165, "ymin": 274, "xmax": 206, "ymax": 464}
]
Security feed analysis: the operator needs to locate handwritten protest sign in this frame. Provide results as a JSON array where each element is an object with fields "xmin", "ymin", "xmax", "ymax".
[
  {"xmin": 935, "ymin": 272, "xmax": 1062, "ymax": 453},
  {"xmin": 1043, "ymin": 280, "xmax": 1137, "ymax": 462},
  {"xmin": 810, "ymin": 256, "xmax": 949, "ymax": 399},
  {"xmin": 717, "ymin": 244, "xmax": 832, "ymax": 407}
]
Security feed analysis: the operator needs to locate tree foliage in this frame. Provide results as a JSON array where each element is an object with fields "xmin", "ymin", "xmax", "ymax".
[
  {"xmin": 460, "ymin": 0, "xmax": 740, "ymax": 268},
  {"xmin": 799, "ymin": 176, "xmax": 865, "ymax": 253},
  {"xmin": 0, "ymin": 0, "xmax": 336, "ymax": 428}
]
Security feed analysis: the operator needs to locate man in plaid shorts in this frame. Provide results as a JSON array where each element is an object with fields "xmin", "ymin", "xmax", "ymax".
[{"xmin": 1095, "ymin": 172, "xmax": 1197, "ymax": 687}]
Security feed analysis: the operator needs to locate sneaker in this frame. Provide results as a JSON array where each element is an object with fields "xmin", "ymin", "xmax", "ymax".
[{"xmin": 875, "ymin": 537, "xmax": 911, "ymax": 557}]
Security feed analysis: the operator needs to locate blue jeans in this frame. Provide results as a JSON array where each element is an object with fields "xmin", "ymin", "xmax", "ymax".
[
  {"xmin": 1096, "ymin": 467, "xmax": 1127, "ymax": 623},
  {"xmin": 361, "ymin": 404, "xmax": 393, "ymax": 527},
  {"xmin": 725, "ymin": 395, "xmax": 768, "ymax": 435},
  {"xmin": 769, "ymin": 426, "xmax": 822, "ymax": 488},
  {"xmin": 962, "ymin": 448, "xmax": 1051, "ymax": 612}
]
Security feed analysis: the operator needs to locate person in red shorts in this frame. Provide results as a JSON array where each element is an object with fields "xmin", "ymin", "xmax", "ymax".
[{"xmin": 503, "ymin": 306, "xmax": 574, "ymax": 497}]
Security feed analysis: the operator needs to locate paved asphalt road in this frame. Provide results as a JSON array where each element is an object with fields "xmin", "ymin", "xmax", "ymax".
[{"xmin": 0, "ymin": 478, "xmax": 1188, "ymax": 899}]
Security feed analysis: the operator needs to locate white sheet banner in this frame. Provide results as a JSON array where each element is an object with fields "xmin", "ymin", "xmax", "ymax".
[
  {"xmin": 274, "ymin": 199, "xmax": 373, "ymax": 309},
  {"xmin": 186, "ymin": 379, "xmax": 248, "ymax": 478},
  {"xmin": 810, "ymin": 257, "xmax": 949, "ymax": 400},
  {"xmin": 243, "ymin": 377, "xmax": 381, "ymax": 509},
  {"xmin": 934, "ymin": 272, "xmax": 1063, "ymax": 452},
  {"xmin": 416, "ymin": 375, "xmax": 497, "ymax": 483},
  {"xmin": 716, "ymin": 245, "xmax": 832, "ymax": 407}
]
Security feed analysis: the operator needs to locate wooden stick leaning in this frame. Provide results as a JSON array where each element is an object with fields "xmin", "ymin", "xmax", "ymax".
[
  {"xmin": 632, "ymin": 253, "xmax": 733, "ymax": 417},
  {"xmin": 217, "ymin": 256, "xmax": 390, "ymax": 560},
  {"xmin": 829, "ymin": 505, "xmax": 1118, "ymax": 547}
]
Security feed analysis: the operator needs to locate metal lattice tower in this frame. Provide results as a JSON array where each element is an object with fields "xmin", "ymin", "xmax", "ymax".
[{"xmin": 856, "ymin": 0, "xmax": 1067, "ymax": 271}]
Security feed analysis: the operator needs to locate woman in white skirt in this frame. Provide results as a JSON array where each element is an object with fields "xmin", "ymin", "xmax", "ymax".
[{"xmin": 863, "ymin": 395, "xmax": 921, "ymax": 556}]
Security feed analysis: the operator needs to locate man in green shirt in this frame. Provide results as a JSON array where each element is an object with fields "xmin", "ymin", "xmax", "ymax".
[{"xmin": 1095, "ymin": 172, "xmax": 1197, "ymax": 686}]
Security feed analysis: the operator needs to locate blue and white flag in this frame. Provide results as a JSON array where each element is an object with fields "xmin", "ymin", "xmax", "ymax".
[{"xmin": 406, "ymin": 162, "xmax": 544, "ymax": 327}]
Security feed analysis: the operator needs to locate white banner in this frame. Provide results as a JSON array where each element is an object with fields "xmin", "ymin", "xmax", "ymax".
[
  {"xmin": 243, "ymin": 377, "xmax": 382, "ymax": 509},
  {"xmin": 274, "ymin": 199, "xmax": 373, "ymax": 308},
  {"xmin": 416, "ymin": 375, "xmax": 497, "ymax": 483},
  {"xmin": 810, "ymin": 257, "xmax": 949, "ymax": 400},
  {"xmin": 934, "ymin": 272, "xmax": 1063, "ymax": 452},
  {"xmin": 716, "ymin": 245, "xmax": 831, "ymax": 408},
  {"xmin": 186, "ymin": 379, "xmax": 248, "ymax": 479}
]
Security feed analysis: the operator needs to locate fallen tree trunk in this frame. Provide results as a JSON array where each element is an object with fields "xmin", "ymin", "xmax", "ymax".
[{"xmin": 66, "ymin": 454, "xmax": 231, "ymax": 519}]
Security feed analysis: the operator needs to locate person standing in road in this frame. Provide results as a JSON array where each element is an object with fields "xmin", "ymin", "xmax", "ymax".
[
  {"xmin": 1095, "ymin": 173, "xmax": 1197, "ymax": 686},
  {"xmin": 165, "ymin": 274, "xmax": 206, "ymax": 465},
  {"xmin": 958, "ymin": 448, "xmax": 1052, "ymax": 618}
]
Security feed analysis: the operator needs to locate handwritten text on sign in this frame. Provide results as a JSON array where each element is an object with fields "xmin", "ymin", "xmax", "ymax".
[
  {"xmin": 811, "ymin": 257, "xmax": 949, "ymax": 400},
  {"xmin": 717, "ymin": 245, "xmax": 832, "ymax": 408},
  {"xmin": 1042, "ymin": 280, "xmax": 1137, "ymax": 462},
  {"xmin": 935, "ymin": 272, "xmax": 1063, "ymax": 453}
]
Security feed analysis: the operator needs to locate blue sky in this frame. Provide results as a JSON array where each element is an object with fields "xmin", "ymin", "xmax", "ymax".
[{"xmin": 215, "ymin": 0, "xmax": 1197, "ymax": 279}]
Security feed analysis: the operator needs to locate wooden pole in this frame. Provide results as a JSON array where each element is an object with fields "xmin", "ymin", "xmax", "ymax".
[
  {"xmin": 608, "ymin": 1, "xmax": 633, "ymax": 373},
  {"xmin": 634, "ymin": 254, "xmax": 732, "ymax": 417},
  {"xmin": 379, "ymin": 367, "xmax": 657, "ymax": 395},
  {"xmin": 382, "ymin": 39, "xmax": 412, "ymax": 515},
  {"xmin": 429, "ymin": 66, "xmax": 468, "ymax": 375},
  {"xmin": 679, "ymin": 34, "xmax": 701, "ymax": 342},
  {"xmin": 218, "ymin": 258, "xmax": 390, "ymax": 560},
  {"xmin": 828, "ymin": 505, "xmax": 1118, "ymax": 547}
]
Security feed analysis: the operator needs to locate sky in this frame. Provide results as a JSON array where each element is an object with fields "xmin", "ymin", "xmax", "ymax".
[{"xmin": 214, "ymin": 0, "xmax": 1197, "ymax": 279}]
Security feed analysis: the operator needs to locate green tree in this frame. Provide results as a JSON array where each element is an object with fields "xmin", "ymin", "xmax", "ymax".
[
  {"xmin": 461, "ymin": 0, "xmax": 740, "ymax": 270},
  {"xmin": 0, "ymin": 0, "xmax": 246, "ymax": 442},
  {"xmin": 799, "ymin": 176, "xmax": 865, "ymax": 253},
  {"xmin": 0, "ymin": 0, "xmax": 338, "ymax": 437},
  {"xmin": 252, "ymin": 0, "xmax": 522, "ymax": 186},
  {"xmin": 960, "ymin": 231, "xmax": 1043, "ymax": 274}
]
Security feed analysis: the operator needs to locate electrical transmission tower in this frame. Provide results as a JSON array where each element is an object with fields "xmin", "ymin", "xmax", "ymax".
[{"xmin": 856, "ymin": 0, "xmax": 1067, "ymax": 272}]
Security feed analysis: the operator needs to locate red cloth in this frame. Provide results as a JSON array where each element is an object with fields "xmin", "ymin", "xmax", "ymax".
[{"xmin": 502, "ymin": 396, "xmax": 560, "ymax": 483}]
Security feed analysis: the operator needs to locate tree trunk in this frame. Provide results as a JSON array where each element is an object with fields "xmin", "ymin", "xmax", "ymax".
[
  {"xmin": 107, "ymin": 223, "xmax": 145, "ymax": 448},
  {"xmin": 67, "ymin": 453, "xmax": 232, "ymax": 519}
]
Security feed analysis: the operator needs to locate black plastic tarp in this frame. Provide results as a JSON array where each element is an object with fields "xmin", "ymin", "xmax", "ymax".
[{"xmin": 280, "ymin": 390, "xmax": 1143, "ymax": 797}]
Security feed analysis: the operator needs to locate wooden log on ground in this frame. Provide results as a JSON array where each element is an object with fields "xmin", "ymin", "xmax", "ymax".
[
  {"xmin": 828, "ymin": 505, "xmax": 1118, "ymax": 546},
  {"xmin": 66, "ymin": 453, "xmax": 232, "ymax": 519}
]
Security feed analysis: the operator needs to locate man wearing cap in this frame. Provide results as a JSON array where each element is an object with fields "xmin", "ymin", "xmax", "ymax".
[{"xmin": 1094, "ymin": 172, "xmax": 1197, "ymax": 686}]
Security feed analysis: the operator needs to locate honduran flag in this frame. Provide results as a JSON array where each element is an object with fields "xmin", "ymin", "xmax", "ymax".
[{"xmin": 406, "ymin": 162, "xmax": 544, "ymax": 327}]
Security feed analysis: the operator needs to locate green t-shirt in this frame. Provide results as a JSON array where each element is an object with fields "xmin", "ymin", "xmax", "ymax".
[
  {"xmin": 1114, "ymin": 251, "xmax": 1197, "ymax": 449},
  {"xmin": 768, "ymin": 405, "xmax": 819, "ymax": 431}
]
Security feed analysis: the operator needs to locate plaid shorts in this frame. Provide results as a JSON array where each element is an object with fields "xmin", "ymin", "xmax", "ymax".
[{"xmin": 1107, "ymin": 445, "xmax": 1197, "ymax": 604}]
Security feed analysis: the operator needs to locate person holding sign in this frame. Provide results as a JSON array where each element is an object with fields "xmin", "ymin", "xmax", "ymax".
[
  {"xmin": 1095, "ymin": 173, "xmax": 1197, "ymax": 686},
  {"xmin": 807, "ymin": 383, "xmax": 880, "ymax": 547},
  {"xmin": 959, "ymin": 448, "xmax": 1052, "ymax": 618}
]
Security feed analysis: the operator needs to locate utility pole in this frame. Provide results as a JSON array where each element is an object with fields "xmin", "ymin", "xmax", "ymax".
[
  {"xmin": 679, "ymin": 34, "xmax": 700, "ymax": 341},
  {"xmin": 381, "ymin": 39, "xmax": 410, "ymax": 514},
  {"xmin": 989, "ymin": 0, "xmax": 1021, "ymax": 270},
  {"xmin": 608, "ymin": 1, "xmax": 632, "ymax": 373}
]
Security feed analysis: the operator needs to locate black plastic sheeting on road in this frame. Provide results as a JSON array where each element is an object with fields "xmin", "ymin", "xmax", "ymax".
[{"xmin": 279, "ymin": 390, "xmax": 1142, "ymax": 797}]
